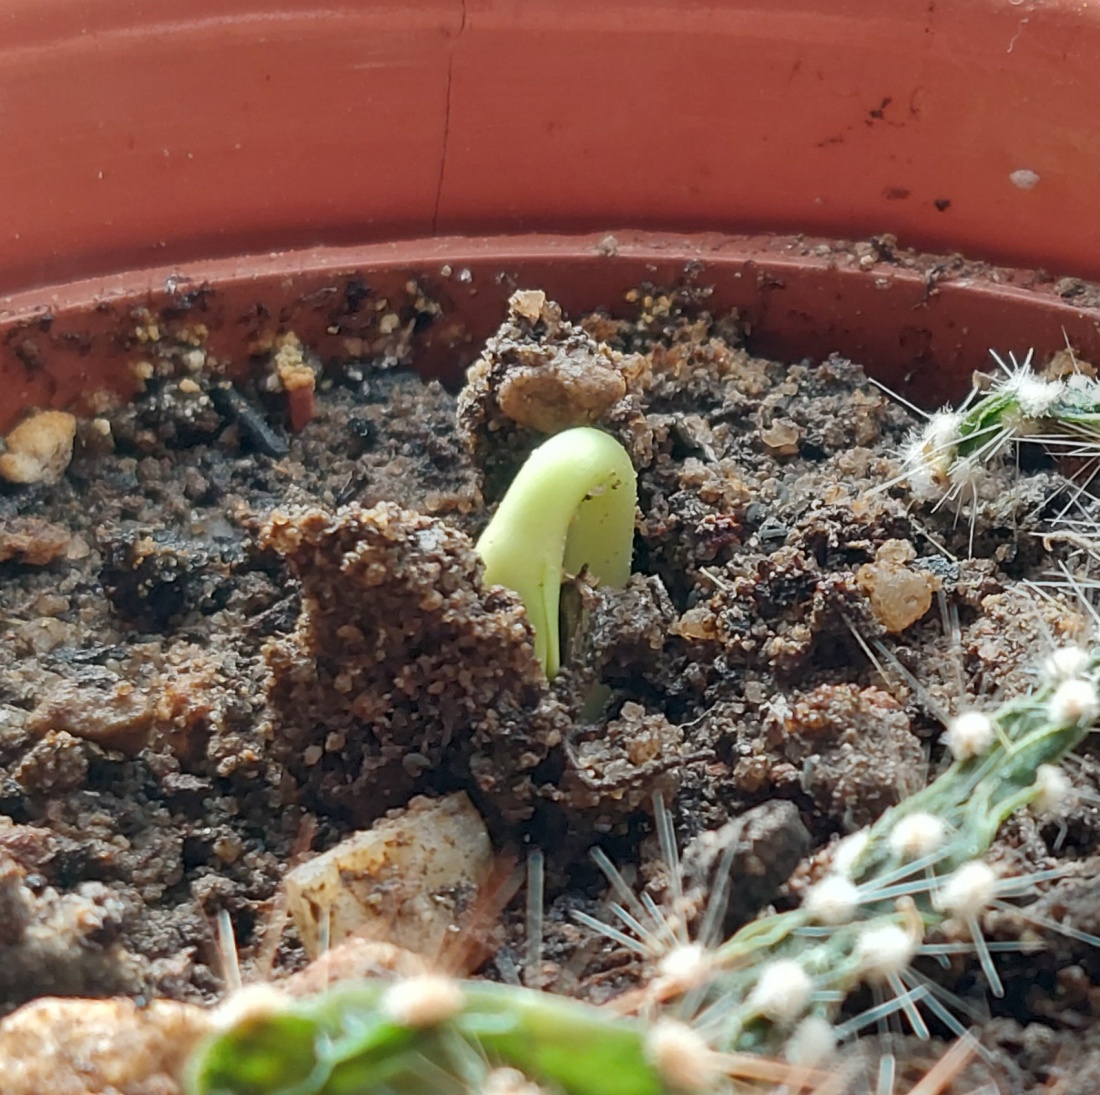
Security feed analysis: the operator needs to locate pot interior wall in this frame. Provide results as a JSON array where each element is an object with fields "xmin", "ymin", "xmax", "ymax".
[
  {"xmin": 3, "ymin": 233, "xmax": 1100, "ymax": 432},
  {"xmin": 3, "ymin": 0, "xmax": 1100, "ymax": 293}
]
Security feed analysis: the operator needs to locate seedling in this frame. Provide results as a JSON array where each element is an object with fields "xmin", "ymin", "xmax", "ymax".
[{"xmin": 474, "ymin": 426, "xmax": 637, "ymax": 678}]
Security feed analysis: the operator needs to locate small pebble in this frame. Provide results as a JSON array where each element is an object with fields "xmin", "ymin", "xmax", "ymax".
[
  {"xmin": 0, "ymin": 411, "xmax": 78, "ymax": 485},
  {"xmin": 0, "ymin": 518, "xmax": 72, "ymax": 565},
  {"xmin": 856, "ymin": 539, "xmax": 938, "ymax": 633},
  {"xmin": 760, "ymin": 419, "xmax": 802, "ymax": 456}
]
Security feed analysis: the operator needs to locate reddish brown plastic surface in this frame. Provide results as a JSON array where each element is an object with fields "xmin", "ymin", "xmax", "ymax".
[
  {"xmin": 4, "ymin": 232, "xmax": 1100, "ymax": 432},
  {"xmin": 1, "ymin": 0, "xmax": 1099, "ymax": 299}
]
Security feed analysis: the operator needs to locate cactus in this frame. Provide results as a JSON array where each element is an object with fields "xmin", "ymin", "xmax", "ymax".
[
  {"xmin": 189, "ymin": 980, "xmax": 677, "ymax": 1095},
  {"xmin": 897, "ymin": 348, "xmax": 1100, "ymax": 518}
]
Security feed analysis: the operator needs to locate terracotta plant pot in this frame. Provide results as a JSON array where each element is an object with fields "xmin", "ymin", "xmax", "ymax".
[
  {"xmin": 2, "ymin": 0, "xmax": 1100, "ymax": 424},
  {"xmin": 2, "ymin": 8, "xmax": 1100, "ymax": 1082}
]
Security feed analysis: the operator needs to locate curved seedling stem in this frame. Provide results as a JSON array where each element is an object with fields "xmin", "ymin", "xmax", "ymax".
[{"xmin": 475, "ymin": 427, "xmax": 637, "ymax": 678}]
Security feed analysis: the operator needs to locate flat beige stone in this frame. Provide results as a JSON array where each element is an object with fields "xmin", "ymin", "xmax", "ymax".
[{"xmin": 285, "ymin": 791, "xmax": 493, "ymax": 960}]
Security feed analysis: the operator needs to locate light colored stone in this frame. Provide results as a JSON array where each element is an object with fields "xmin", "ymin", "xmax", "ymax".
[
  {"xmin": 508, "ymin": 288, "xmax": 547, "ymax": 322},
  {"xmin": 856, "ymin": 539, "xmax": 938, "ymax": 633},
  {"xmin": 0, "ymin": 996, "xmax": 210, "ymax": 1095},
  {"xmin": 0, "ymin": 410, "xmax": 78, "ymax": 485},
  {"xmin": 759, "ymin": 418, "xmax": 802, "ymax": 456},
  {"xmin": 286, "ymin": 792, "xmax": 493, "ymax": 960},
  {"xmin": 28, "ymin": 678, "xmax": 155, "ymax": 754},
  {"xmin": 497, "ymin": 356, "xmax": 626, "ymax": 435}
]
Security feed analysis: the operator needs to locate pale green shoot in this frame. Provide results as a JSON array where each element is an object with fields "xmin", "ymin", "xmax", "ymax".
[{"xmin": 475, "ymin": 427, "xmax": 637, "ymax": 678}]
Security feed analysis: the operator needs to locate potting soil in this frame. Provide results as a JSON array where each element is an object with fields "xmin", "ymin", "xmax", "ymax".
[{"xmin": 1, "ymin": 287, "xmax": 1099, "ymax": 1093}]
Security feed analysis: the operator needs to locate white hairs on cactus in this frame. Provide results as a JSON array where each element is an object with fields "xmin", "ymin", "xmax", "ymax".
[
  {"xmin": 747, "ymin": 960, "xmax": 814, "ymax": 1025},
  {"xmin": 656, "ymin": 943, "xmax": 713, "ymax": 996},
  {"xmin": 994, "ymin": 348, "xmax": 1064, "ymax": 419},
  {"xmin": 943, "ymin": 710, "xmax": 996, "ymax": 761},
  {"xmin": 831, "ymin": 830, "xmax": 870, "ymax": 877},
  {"xmin": 381, "ymin": 975, "xmax": 466, "ymax": 1028},
  {"xmin": 900, "ymin": 410, "xmax": 963, "ymax": 502},
  {"xmin": 853, "ymin": 923, "xmax": 919, "ymax": 983},
  {"xmin": 645, "ymin": 1020, "xmax": 723, "ymax": 1093},
  {"xmin": 1043, "ymin": 645, "xmax": 1093, "ymax": 683},
  {"xmin": 784, "ymin": 1015, "xmax": 837, "ymax": 1068},
  {"xmin": 804, "ymin": 875, "xmax": 861, "ymax": 925},
  {"xmin": 1048, "ymin": 677, "xmax": 1100, "ymax": 726},
  {"xmin": 888, "ymin": 812, "xmax": 948, "ymax": 861},
  {"xmin": 1031, "ymin": 763, "xmax": 1074, "ymax": 816},
  {"xmin": 934, "ymin": 860, "xmax": 997, "ymax": 922}
]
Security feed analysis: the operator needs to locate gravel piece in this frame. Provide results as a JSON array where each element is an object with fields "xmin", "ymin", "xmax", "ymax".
[{"xmin": 0, "ymin": 411, "xmax": 77, "ymax": 485}]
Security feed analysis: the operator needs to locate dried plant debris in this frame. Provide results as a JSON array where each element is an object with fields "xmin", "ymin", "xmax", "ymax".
[{"xmin": 0, "ymin": 286, "xmax": 1099, "ymax": 1093}]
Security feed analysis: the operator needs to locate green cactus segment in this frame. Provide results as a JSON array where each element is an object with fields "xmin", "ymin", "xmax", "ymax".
[
  {"xmin": 475, "ymin": 427, "xmax": 637, "ymax": 678},
  {"xmin": 469, "ymin": 986, "xmax": 665, "ymax": 1095},
  {"xmin": 861, "ymin": 697, "xmax": 1084, "ymax": 872},
  {"xmin": 953, "ymin": 389, "xmax": 1018, "ymax": 459},
  {"xmin": 701, "ymin": 659, "xmax": 1100, "ymax": 1055},
  {"xmin": 188, "ymin": 982, "xmax": 666, "ymax": 1095},
  {"xmin": 951, "ymin": 367, "xmax": 1079, "ymax": 460},
  {"xmin": 190, "ymin": 1010, "xmax": 324, "ymax": 1095},
  {"xmin": 903, "ymin": 357, "xmax": 1100, "ymax": 504}
]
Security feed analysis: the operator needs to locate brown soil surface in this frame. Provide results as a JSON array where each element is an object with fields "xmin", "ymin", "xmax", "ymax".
[{"xmin": 1, "ymin": 286, "xmax": 1099, "ymax": 1093}]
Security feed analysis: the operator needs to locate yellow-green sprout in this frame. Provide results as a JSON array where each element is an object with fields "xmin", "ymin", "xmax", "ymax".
[{"xmin": 475, "ymin": 427, "xmax": 637, "ymax": 678}]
